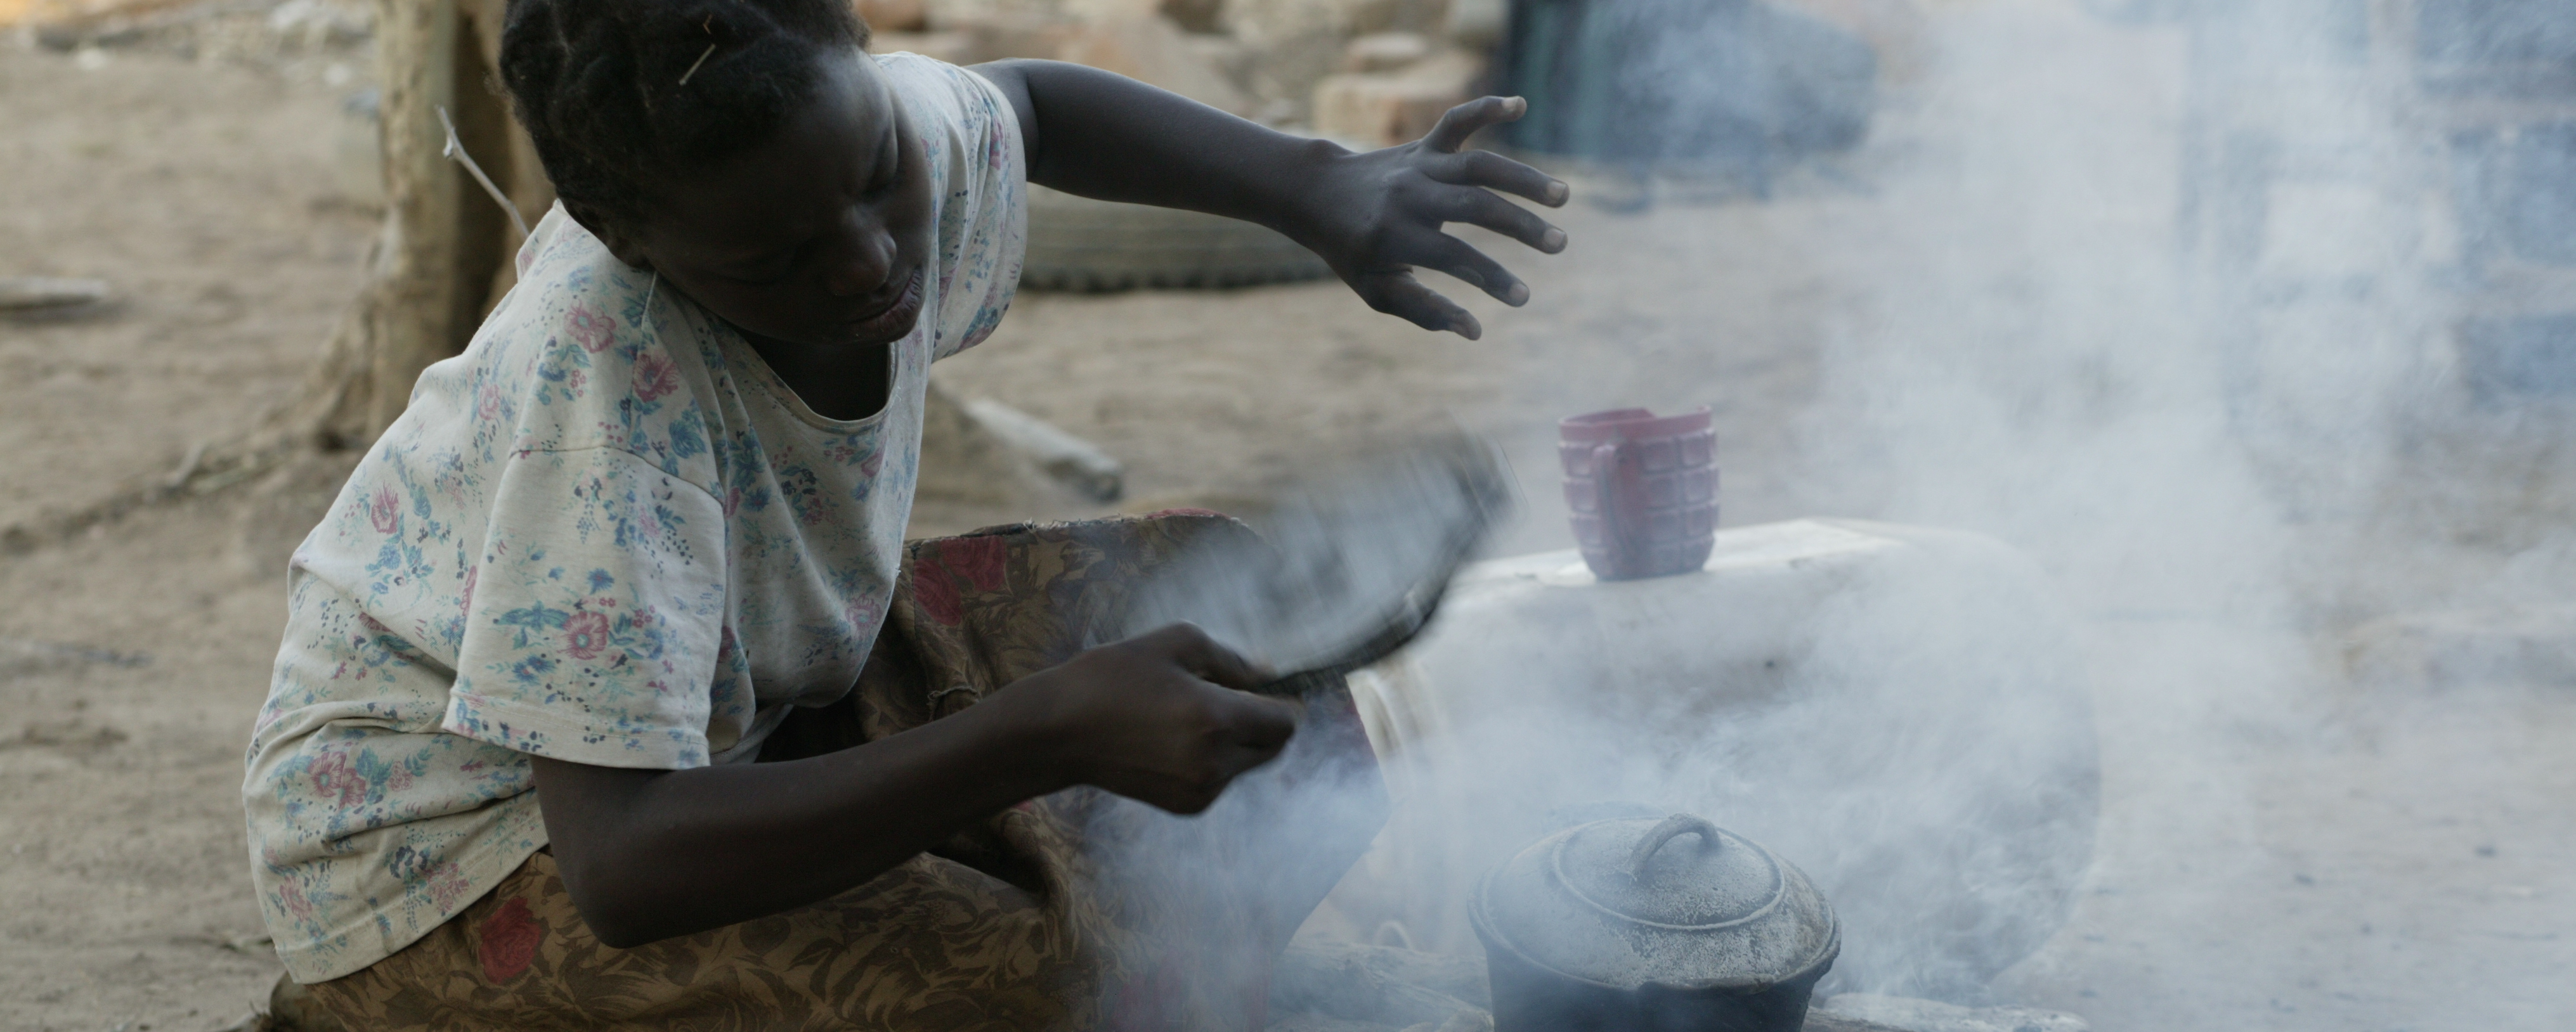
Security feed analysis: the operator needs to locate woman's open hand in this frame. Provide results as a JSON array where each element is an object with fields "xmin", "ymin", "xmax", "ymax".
[
  {"xmin": 1289, "ymin": 96, "xmax": 1571, "ymax": 340},
  {"xmin": 1000, "ymin": 622, "xmax": 1299, "ymax": 814},
  {"xmin": 976, "ymin": 63, "xmax": 1566, "ymax": 338}
]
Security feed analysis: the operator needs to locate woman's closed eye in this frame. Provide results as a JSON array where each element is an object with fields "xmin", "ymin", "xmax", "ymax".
[
  {"xmin": 859, "ymin": 125, "xmax": 899, "ymax": 200},
  {"xmin": 724, "ymin": 250, "xmax": 802, "ymax": 285}
]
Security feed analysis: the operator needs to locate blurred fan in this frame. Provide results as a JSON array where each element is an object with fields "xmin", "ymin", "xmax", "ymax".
[{"xmin": 1122, "ymin": 436, "xmax": 1514, "ymax": 696}]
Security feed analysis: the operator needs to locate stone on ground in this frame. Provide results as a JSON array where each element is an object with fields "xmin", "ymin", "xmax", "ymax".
[{"xmin": 1814, "ymin": 993, "xmax": 2090, "ymax": 1032}]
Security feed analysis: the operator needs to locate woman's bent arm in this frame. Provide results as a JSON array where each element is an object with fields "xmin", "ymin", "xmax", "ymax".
[{"xmin": 534, "ymin": 624, "xmax": 1295, "ymax": 947}]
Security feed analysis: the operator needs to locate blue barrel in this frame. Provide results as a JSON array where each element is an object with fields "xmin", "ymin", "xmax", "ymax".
[{"xmin": 1500, "ymin": 0, "xmax": 1878, "ymax": 166}]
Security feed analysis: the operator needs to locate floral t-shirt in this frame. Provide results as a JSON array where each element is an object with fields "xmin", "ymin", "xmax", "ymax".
[{"xmin": 243, "ymin": 53, "xmax": 1025, "ymax": 983}]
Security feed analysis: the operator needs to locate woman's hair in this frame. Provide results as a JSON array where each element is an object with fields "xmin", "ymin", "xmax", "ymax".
[{"xmin": 500, "ymin": 0, "xmax": 872, "ymax": 231}]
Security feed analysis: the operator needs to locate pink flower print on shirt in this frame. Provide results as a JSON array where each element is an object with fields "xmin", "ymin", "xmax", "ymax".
[
  {"xmin": 567, "ymin": 302, "xmax": 615, "ymax": 353},
  {"xmin": 424, "ymin": 858, "xmax": 476, "ymax": 912},
  {"xmin": 634, "ymin": 352, "xmax": 680, "ymax": 402},
  {"xmin": 844, "ymin": 595, "xmax": 886, "ymax": 637},
  {"xmin": 476, "ymin": 380, "xmax": 504, "ymax": 422},
  {"xmin": 562, "ymin": 610, "xmax": 611, "ymax": 661},
  {"xmin": 368, "ymin": 486, "xmax": 401, "ymax": 536},
  {"xmin": 309, "ymin": 749, "xmax": 367, "ymax": 809},
  {"xmin": 276, "ymin": 878, "xmax": 317, "ymax": 921}
]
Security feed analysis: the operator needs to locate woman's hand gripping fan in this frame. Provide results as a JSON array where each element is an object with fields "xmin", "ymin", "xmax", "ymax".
[{"xmin": 1003, "ymin": 622, "xmax": 1300, "ymax": 815}]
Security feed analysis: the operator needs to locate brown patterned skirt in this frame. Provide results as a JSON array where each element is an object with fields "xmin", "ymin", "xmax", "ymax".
[{"xmin": 306, "ymin": 514, "xmax": 1388, "ymax": 1032}]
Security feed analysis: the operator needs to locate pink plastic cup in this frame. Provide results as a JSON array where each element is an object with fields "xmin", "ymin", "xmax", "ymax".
[{"xmin": 1559, "ymin": 408, "xmax": 1718, "ymax": 581}]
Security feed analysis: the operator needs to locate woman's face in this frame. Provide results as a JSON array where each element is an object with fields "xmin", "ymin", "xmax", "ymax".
[{"xmin": 596, "ymin": 51, "xmax": 937, "ymax": 351}]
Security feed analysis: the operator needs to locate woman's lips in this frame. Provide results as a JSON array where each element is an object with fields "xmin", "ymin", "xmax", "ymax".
[{"xmin": 848, "ymin": 268, "xmax": 925, "ymax": 340}]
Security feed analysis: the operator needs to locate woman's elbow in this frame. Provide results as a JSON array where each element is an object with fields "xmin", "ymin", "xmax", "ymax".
[
  {"xmin": 550, "ymin": 848, "xmax": 663, "ymax": 948},
  {"xmin": 563, "ymin": 880, "xmax": 672, "ymax": 949},
  {"xmin": 585, "ymin": 917, "xmax": 661, "ymax": 951}
]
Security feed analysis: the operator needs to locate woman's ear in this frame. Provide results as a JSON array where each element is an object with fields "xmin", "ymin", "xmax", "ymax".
[{"xmin": 564, "ymin": 200, "xmax": 654, "ymax": 271}]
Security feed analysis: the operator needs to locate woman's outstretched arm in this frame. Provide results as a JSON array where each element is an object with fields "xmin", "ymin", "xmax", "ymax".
[{"xmin": 969, "ymin": 59, "xmax": 1571, "ymax": 340}]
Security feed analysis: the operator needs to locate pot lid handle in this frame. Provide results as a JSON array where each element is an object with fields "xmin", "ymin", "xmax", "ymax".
[{"xmin": 1629, "ymin": 814, "xmax": 1724, "ymax": 881}]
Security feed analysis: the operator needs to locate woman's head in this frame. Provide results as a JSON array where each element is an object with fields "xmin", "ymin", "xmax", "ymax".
[{"xmin": 502, "ymin": 0, "xmax": 936, "ymax": 350}]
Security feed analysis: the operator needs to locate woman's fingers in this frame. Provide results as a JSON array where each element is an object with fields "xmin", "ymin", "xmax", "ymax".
[
  {"xmin": 1153, "ymin": 678, "xmax": 1296, "ymax": 815},
  {"xmin": 1421, "ymin": 95, "xmax": 1528, "ymax": 154},
  {"xmin": 1422, "ymin": 148, "xmax": 1570, "ymax": 209},
  {"xmin": 1213, "ymin": 689, "xmax": 1299, "ymax": 754},
  {"xmin": 1404, "ymin": 231, "xmax": 1525, "ymax": 307},
  {"xmin": 1136, "ymin": 622, "xmax": 1269, "ymax": 692},
  {"xmin": 1438, "ymin": 186, "xmax": 1565, "ymax": 256},
  {"xmin": 1353, "ymin": 267, "xmax": 1481, "ymax": 339},
  {"xmin": 1126, "ymin": 622, "xmax": 1295, "ymax": 751}
]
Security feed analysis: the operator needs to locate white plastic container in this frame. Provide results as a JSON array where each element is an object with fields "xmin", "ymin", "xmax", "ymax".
[{"xmin": 1324, "ymin": 519, "xmax": 2097, "ymax": 999}]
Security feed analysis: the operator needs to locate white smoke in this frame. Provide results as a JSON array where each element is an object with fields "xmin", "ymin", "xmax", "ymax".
[{"xmin": 1251, "ymin": 1, "xmax": 2576, "ymax": 1029}]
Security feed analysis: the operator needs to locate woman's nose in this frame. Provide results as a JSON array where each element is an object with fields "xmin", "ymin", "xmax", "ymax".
[{"xmin": 821, "ymin": 221, "xmax": 895, "ymax": 298}]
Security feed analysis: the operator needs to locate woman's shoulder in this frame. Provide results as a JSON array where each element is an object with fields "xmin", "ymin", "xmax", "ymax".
[
  {"xmin": 417, "ymin": 207, "xmax": 725, "ymax": 487},
  {"xmin": 873, "ymin": 52, "xmax": 1019, "ymax": 167},
  {"xmin": 870, "ymin": 53, "xmax": 1026, "ymax": 363},
  {"xmin": 871, "ymin": 51, "xmax": 997, "ymax": 106}
]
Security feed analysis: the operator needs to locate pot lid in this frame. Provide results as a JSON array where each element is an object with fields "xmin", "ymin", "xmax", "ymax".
[
  {"xmin": 1554, "ymin": 815, "xmax": 1783, "ymax": 927},
  {"xmin": 1471, "ymin": 814, "xmax": 1839, "ymax": 992}
]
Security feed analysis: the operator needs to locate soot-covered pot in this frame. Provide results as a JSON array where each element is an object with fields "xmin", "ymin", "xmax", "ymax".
[{"xmin": 1470, "ymin": 813, "xmax": 1840, "ymax": 1032}]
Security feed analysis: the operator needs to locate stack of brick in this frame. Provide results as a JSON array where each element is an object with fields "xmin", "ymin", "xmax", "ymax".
[
  {"xmin": 875, "ymin": 0, "xmax": 1482, "ymax": 127},
  {"xmin": 1310, "ymin": 31, "xmax": 1483, "ymax": 147}
]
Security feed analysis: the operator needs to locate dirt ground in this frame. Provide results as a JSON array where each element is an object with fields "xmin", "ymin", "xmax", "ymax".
[{"xmin": 3, "ymin": 4, "xmax": 2572, "ymax": 1031}]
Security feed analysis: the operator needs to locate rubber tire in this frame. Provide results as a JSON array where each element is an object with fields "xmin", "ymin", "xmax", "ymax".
[{"xmin": 1020, "ymin": 184, "xmax": 1333, "ymax": 292}]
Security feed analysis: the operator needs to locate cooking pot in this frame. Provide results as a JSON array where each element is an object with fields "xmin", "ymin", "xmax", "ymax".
[{"xmin": 1470, "ymin": 813, "xmax": 1839, "ymax": 1032}]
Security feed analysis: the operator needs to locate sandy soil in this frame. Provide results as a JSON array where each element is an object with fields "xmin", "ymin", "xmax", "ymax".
[
  {"xmin": 3, "ymin": 4, "xmax": 2572, "ymax": 1031},
  {"xmin": 0, "ymin": 37, "xmax": 374, "ymax": 1032},
  {"xmin": 0, "ymin": 40, "xmax": 374, "ymax": 535}
]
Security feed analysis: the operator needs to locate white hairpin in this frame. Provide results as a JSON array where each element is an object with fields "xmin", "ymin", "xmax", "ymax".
[
  {"xmin": 678, "ymin": 42, "xmax": 717, "ymax": 85},
  {"xmin": 436, "ymin": 105, "xmax": 530, "ymax": 239}
]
